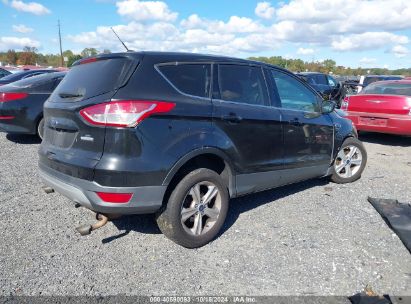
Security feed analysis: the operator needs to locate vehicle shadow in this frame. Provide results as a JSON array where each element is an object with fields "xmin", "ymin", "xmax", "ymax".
[
  {"xmin": 359, "ymin": 132, "xmax": 411, "ymax": 147},
  {"xmin": 6, "ymin": 133, "xmax": 41, "ymax": 144},
  {"xmin": 219, "ymin": 178, "xmax": 329, "ymax": 236},
  {"xmin": 106, "ymin": 178, "xmax": 330, "ymax": 244}
]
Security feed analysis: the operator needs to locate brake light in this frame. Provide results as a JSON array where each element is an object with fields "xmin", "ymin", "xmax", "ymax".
[
  {"xmin": 0, "ymin": 92, "xmax": 28, "ymax": 103},
  {"xmin": 96, "ymin": 192, "xmax": 133, "ymax": 204},
  {"xmin": 79, "ymin": 100, "xmax": 176, "ymax": 127},
  {"xmin": 341, "ymin": 96, "xmax": 349, "ymax": 110},
  {"xmin": 0, "ymin": 116, "xmax": 15, "ymax": 120},
  {"xmin": 79, "ymin": 57, "xmax": 98, "ymax": 65}
]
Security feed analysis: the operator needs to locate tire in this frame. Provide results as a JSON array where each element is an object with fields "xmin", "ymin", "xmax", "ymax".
[
  {"xmin": 156, "ymin": 168, "xmax": 229, "ymax": 248},
  {"xmin": 37, "ymin": 117, "xmax": 44, "ymax": 140},
  {"xmin": 330, "ymin": 137, "xmax": 367, "ymax": 184}
]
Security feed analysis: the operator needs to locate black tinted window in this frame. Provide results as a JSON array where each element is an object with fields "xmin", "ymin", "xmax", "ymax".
[
  {"xmin": 158, "ymin": 64, "xmax": 211, "ymax": 98},
  {"xmin": 271, "ymin": 70, "xmax": 319, "ymax": 112},
  {"xmin": 218, "ymin": 65, "xmax": 268, "ymax": 106},
  {"xmin": 52, "ymin": 58, "xmax": 136, "ymax": 102}
]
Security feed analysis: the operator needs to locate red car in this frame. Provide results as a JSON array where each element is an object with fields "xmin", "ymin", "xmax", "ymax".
[{"xmin": 342, "ymin": 80, "xmax": 411, "ymax": 135}]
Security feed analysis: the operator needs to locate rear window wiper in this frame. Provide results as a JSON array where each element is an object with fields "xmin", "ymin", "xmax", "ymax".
[{"xmin": 59, "ymin": 92, "xmax": 84, "ymax": 99}]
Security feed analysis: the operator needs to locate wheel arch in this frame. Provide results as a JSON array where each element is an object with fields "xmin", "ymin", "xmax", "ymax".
[{"xmin": 162, "ymin": 148, "xmax": 236, "ymax": 200}]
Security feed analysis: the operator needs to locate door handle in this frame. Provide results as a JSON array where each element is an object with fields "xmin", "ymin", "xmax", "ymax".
[
  {"xmin": 289, "ymin": 118, "xmax": 302, "ymax": 126},
  {"xmin": 222, "ymin": 113, "xmax": 242, "ymax": 123}
]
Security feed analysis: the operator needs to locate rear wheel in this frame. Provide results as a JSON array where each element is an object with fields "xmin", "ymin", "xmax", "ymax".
[
  {"xmin": 330, "ymin": 137, "xmax": 367, "ymax": 183},
  {"xmin": 37, "ymin": 117, "xmax": 44, "ymax": 140},
  {"xmin": 156, "ymin": 168, "xmax": 229, "ymax": 248}
]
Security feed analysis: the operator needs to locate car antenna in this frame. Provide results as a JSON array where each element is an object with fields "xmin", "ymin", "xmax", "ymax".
[{"xmin": 110, "ymin": 27, "xmax": 130, "ymax": 52}]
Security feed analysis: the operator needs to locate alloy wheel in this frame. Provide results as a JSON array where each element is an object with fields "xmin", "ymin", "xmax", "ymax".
[{"xmin": 180, "ymin": 181, "xmax": 221, "ymax": 236}]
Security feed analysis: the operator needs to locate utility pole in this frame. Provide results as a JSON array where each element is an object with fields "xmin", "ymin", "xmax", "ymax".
[{"xmin": 58, "ymin": 19, "xmax": 64, "ymax": 67}]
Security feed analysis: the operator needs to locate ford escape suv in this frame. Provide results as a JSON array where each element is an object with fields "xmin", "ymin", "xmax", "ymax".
[{"xmin": 39, "ymin": 52, "xmax": 366, "ymax": 248}]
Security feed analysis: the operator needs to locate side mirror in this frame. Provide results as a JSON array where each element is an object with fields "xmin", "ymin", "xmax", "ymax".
[{"xmin": 321, "ymin": 100, "xmax": 336, "ymax": 114}]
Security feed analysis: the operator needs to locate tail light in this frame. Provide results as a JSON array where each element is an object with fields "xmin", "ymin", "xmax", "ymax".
[
  {"xmin": 79, "ymin": 100, "xmax": 175, "ymax": 127},
  {"xmin": 0, "ymin": 92, "xmax": 28, "ymax": 103},
  {"xmin": 341, "ymin": 96, "xmax": 349, "ymax": 110},
  {"xmin": 96, "ymin": 192, "xmax": 133, "ymax": 204}
]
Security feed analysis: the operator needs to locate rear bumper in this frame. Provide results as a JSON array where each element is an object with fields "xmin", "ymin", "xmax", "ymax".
[
  {"xmin": 346, "ymin": 112, "xmax": 411, "ymax": 136},
  {"xmin": 39, "ymin": 163, "xmax": 166, "ymax": 215}
]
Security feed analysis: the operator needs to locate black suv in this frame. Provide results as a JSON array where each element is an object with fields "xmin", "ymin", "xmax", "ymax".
[{"xmin": 39, "ymin": 52, "xmax": 367, "ymax": 248}]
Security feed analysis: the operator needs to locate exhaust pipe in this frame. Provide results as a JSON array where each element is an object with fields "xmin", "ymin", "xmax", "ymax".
[
  {"xmin": 76, "ymin": 213, "xmax": 108, "ymax": 236},
  {"xmin": 76, "ymin": 213, "xmax": 121, "ymax": 236},
  {"xmin": 42, "ymin": 186, "xmax": 54, "ymax": 194}
]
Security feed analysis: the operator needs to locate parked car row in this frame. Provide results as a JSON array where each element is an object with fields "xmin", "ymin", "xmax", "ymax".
[{"xmin": 0, "ymin": 51, "xmax": 409, "ymax": 248}]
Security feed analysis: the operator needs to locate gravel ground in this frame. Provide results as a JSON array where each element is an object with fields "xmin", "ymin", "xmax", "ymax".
[{"xmin": 0, "ymin": 131, "xmax": 410, "ymax": 298}]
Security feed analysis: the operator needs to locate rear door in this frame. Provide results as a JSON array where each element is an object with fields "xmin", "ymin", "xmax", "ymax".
[
  {"xmin": 40, "ymin": 55, "xmax": 139, "ymax": 177},
  {"xmin": 212, "ymin": 63, "xmax": 283, "ymax": 194},
  {"xmin": 267, "ymin": 69, "xmax": 334, "ymax": 182}
]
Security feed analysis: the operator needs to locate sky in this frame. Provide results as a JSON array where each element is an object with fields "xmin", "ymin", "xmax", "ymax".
[{"xmin": 0, "ymin": 0, "xmax": 411, "ymax": 69}]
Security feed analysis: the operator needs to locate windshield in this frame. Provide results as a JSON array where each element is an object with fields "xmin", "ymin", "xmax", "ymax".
[
  {"xmin": 362, "ymin": 82, "xmax": 411, "ymax": 96},
  {"xmin": 0, "ymin": 71, "xmax": 27, "ymax": 81},
  {"xmin": 7, "ymin": 72, "xmax": 63, "ymax": 89}
]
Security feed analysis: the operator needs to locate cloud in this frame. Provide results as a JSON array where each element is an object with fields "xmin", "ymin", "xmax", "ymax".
[
  {"xmin": 180, "ymin": 14, "xmax": 263, "ymax": 34},
  {"xmin": 359, "ymin": 57, "xmax": 377, "ymax": 65},
  {"xmin": 0, "ymin": 36, "xmax": 40, "ymax": 50},
  {"xmin": 255, "ymin": 2, "xmax": 275, "ymax": 19},
  {"xmin": 276, "ymin": 0, "xmax": 411, "ymax": 33},
  {"xmin": 391, "ymin": 45, "xmax": 409, "ymax": 58},
  {"xmin": 296, "ymin": 47, "xmax": 314, "ymax": 55},
  {"xmin": 331, "ymin": 32, "xmax": 409, "ymax": 51},
  {"xmin": 12, "ymin": 24, "xmax": 34, "ymax": 33},
  {"xmin": 10, "ymin": 0, "xmax": 50, "ymax": 15},
  {"xmin": 116, "ymin": 0, "xmax": 177, "ymax": 22},
  {"xmin": 66, "ymin": 0, "xmax": 411, "ymax": 61}
]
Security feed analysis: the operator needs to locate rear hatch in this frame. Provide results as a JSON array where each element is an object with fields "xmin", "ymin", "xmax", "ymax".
[{"xmin": 40, "ymin": 54, "xmax": 139, "ymax": 179}]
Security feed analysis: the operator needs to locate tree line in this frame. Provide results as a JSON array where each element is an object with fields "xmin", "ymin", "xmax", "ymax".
[
  {"xmin": 0, "ymin": 47, "xmax": 108, "ymax": 68},
  {"xmin": 248, "ymin": 56, "xmax": 411, "ymax": 76},
  {"xmin": 0, "ymin": 47, "xmax": 410, "ymax": 76}
]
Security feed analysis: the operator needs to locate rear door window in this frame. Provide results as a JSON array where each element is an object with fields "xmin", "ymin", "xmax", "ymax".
[
  {"xmin": 52, "ymin": 57, "xmax": 137, "ymax": 102},
  {"xmin": 158, "ymin": 64, "xmax": 211, "ymax": 98},
  {"xmin": 218, "ymin": 64, "xmax": 268, "ymax": 106}
]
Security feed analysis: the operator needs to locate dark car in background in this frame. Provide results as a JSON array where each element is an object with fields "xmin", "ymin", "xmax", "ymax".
[
  {"xmin": 39, "ymin": 52, "xmax": 366, "ymax": 248},
  {"xmin": 0, "ymin": 69, "xmax": 57, "ymax": 86},
  {"xmin": 0, "ymin": 68, "xmax": 12, "ymax": 79},
  {"xmin": 296, "ymin": 72, "xmax": 345, "ymax": 104},
  {"xmin": 357, "ymin": 75, "xmax": 403, "ymax": 93},
  {"xmin": 0, "ymin": 72, "xmax": 65, "ymax": 139}
]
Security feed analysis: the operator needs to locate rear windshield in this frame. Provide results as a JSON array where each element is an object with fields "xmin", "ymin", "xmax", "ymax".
[
  {"xmin": 52, "ymin": 57, "xmax": 136, "ymax": 102},
  {"xmin": 362, "ymin": 82, "xmax": 411, "ymax": 96}
]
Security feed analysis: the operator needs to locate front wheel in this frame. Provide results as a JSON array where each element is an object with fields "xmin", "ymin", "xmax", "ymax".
[
  {"xmin": 156, "ymin": 168, "xmax": 229, "ymax": 248},
  {"xmin": 330, "ymin": 137, "xmax": 367, "ymax": 184}
]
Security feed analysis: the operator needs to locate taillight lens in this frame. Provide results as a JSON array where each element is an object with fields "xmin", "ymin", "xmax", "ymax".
[
  {"xmin": 341, "ymin": 96, "xmax": 349, "ymax": 110},
  {"xmin": 79, "ymin": 100, "xmax": 175, "ymax": 127},
  {"xmin": 0, "ymin": 92, "xmax": 28, "ymax": 103},
  {"xmin": 96, "ymin": 192, "xmax": 133, "ymax": 204}
]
